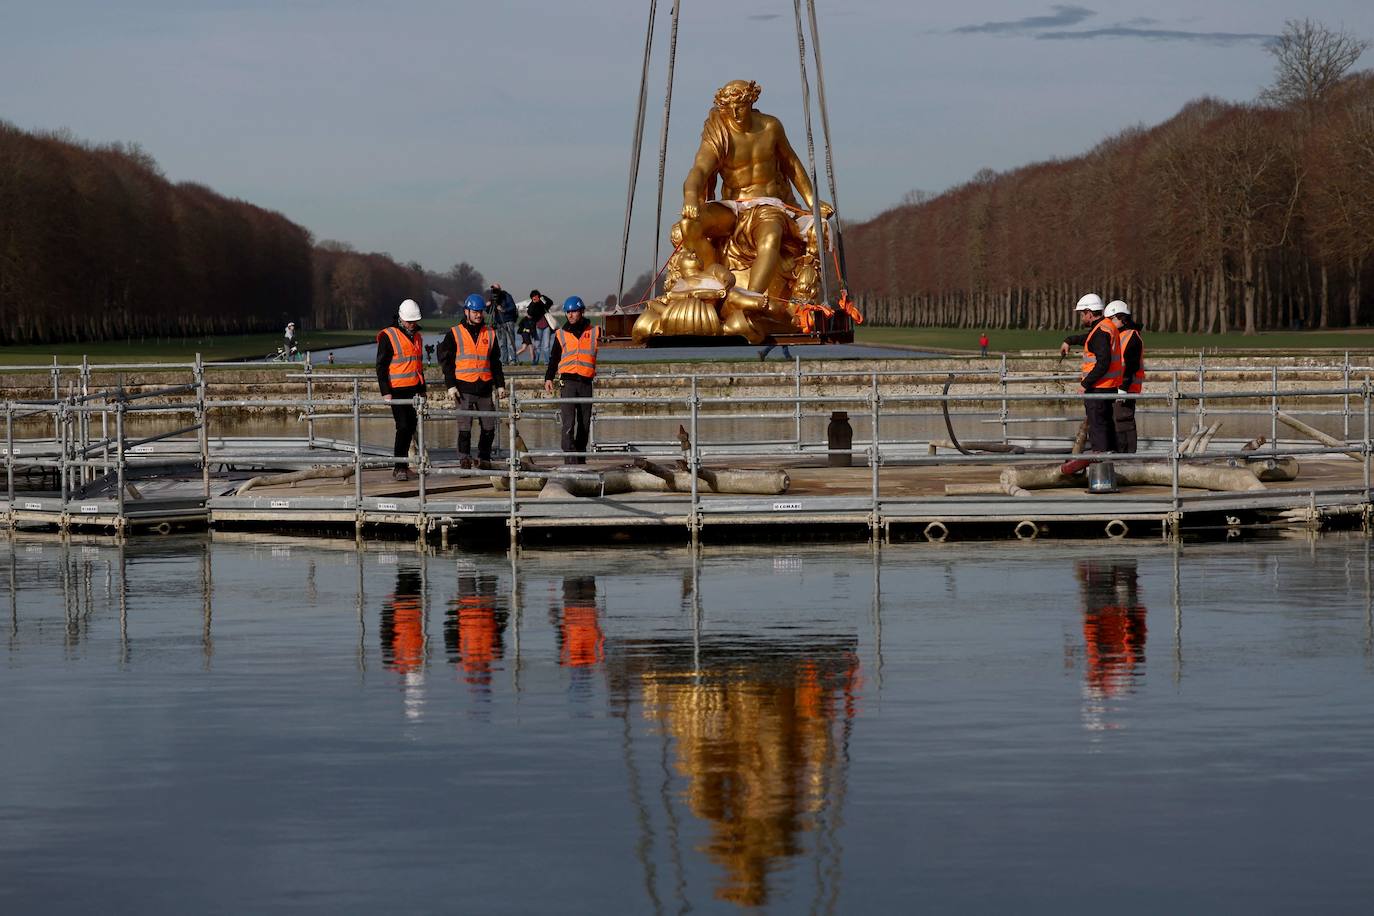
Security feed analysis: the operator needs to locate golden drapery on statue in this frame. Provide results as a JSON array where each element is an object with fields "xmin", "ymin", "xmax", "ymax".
[{"xmin": 632, "ymin": 79, "xmax": 833, "ymax": 345}]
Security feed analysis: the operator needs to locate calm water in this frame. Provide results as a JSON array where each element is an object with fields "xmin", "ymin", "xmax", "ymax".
[{"xmin": 3, "ymin": 534, "xmax": 1374, "ymax": 912}]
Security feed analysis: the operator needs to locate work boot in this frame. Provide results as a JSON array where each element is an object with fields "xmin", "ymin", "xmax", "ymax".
[
  {"xmin": 392, "ymin": 466, "xmax": 411, "ymax": 481},
  {"xmin": 458, "ymin": 456, "xmax": 474, "ymax": 470}
]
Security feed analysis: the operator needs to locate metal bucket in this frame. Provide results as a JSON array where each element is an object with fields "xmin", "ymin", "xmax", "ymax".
[{"xmin": 1087, "ymin": 461, "xmax": 1118, "ymax": 494}]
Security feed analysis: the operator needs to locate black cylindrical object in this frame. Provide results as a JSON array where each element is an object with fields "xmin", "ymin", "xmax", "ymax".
[{"xmin": 827, "ymin": 411, "xmax": 852, "ymax": 467}]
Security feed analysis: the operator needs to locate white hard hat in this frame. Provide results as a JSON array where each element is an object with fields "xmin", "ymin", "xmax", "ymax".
[
  {"xmin": 1104, "ymin": 300, "xmax": 1131, "ymax": 318},
  {"xmin": 398, "ymin": 299, "xmax": 422, "ymax": 322},
  {"xmin": 1075, "ymin": 293, "xmax": 1105, "ymax": 312}
]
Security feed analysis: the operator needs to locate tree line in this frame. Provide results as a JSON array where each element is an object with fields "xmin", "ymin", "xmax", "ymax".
[
  {"xmin": 0, "ymin": 121, "xmax": 487, "ymax": 344},
  {"xmin": 849, "ymin": 20, "xmax": 1373, "ymax": 335}
]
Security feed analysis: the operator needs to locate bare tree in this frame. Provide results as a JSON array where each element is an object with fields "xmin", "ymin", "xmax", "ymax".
[
  {"xmin": 1262, "ymin": 19, "xmax": 1370, "ymax": 116},
  {"xmin": 447, "ymin": 261, "xmax": 484, "ymax": 298}
]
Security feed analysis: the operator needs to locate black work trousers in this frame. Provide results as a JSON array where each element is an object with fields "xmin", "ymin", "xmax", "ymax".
[
  {"xmin": 1113, "ymin": 398, "xmax": 1138, "ymax": 454},
  {"xmin": 558, "ymin": 375, "xmax": 594, "ymax": 464},
  {"xmin": 457, "ymin": 391, "xmax": 496, "ymax": 460},
  {"xmin": 1084, "ymin": 393, "xmax": 1118, "ymax": 453},
  {"xmin": 390, "ymin": 385, "xmax": 422, "ymax": 469}
]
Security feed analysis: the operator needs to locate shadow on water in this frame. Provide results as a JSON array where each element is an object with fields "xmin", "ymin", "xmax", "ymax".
[{"xmin": 5, "ymin": 530, "xmax": 1374, "ymax": 910}]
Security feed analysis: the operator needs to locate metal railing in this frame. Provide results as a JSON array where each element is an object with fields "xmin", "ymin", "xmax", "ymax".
[{"xmin": 3, "ymin": 352, "xmax": 1372, "ymax": 535}]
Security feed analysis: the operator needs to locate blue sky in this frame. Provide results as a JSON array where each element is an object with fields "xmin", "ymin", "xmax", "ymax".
[{"xmin": 2, "ymin": 1, "xmax": 1371, "ymax": 302}]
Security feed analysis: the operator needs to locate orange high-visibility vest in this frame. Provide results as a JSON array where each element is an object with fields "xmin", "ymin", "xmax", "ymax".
[
  {"xmin": 1083, "ymin": 604, "xmax": 1147, "ymax": 697},
  {"xmin": 383, "ymin": 594, "xmax": 424, "ymax": 673},
  {"xmin": 379, "ymin": 326, "xmax": 423, "ymax": 388},
  {"xmin": 455, "ymin": 596, "xmax": 500, "ymax": 685},
  {"xmin": 560, "ymin": 604, "xmax": 604, "ymax": 668},
  {"xmin": 556, "ymin": 326, "xmax": 600, "ymax": 378},
  {"xmin": 1081, "ymin": 318, "xmax": 1124, "ymax": 390},
  {"xmin": 449, "ymin": 324, "xmax": 494, "ymax": 383},
  {"xmin": 1119, "ymin": 327, "xmax": 1146, "ymax": 394}
]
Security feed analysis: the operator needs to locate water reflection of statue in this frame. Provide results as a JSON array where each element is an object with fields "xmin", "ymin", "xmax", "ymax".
[
  {"xmin": 611, "ymin": 639, "xmax": 860, "ymax": 907},
  {"xmin": 444, "ymin": 573, "xmax": 508, "ymax": 692},
  {"xmin": 633, "ymin": 79, "xmax": 831, "ymax": 344},
  {"xmin": 1076, "ymin": 559, "xmax": 1147, "ymax": 730}
]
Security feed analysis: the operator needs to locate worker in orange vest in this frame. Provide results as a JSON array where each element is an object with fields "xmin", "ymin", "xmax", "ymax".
[
  {"xmin": 543, "ymin": 296, "xmax": 600, "ymax": 465},
  {"xmin": 444, "ymin": 573, "xmax": 506, "ymax": 693},
  {"xmin": 437, "ymin": 293, "xmax": 506, "ymax": 469},
  {"xmin": 380, "ymin": 567, "xmax": 425, "ymax": 674},
  {"xmin": 557, "ymin": 576, "xmax": 604, "ymax": 669},
  {"xmin": 1076, "ymin": 558, "xmax": 1147, "ymax": 701},
  {"xmin": 1106, "ymin": 300, "xmax": 1145, "ymax": 454},
  {"xmin": 1071, "ymin": 293, "xmax": 1123, "ymax": 453},
  {"xmin": 376, "ymin": 299, "xmax": 427, "ymax": 481}
]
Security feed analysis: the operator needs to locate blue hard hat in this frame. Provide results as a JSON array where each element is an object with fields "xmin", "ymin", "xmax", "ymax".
[
  {"xmin": 563, "ymin": 296, "xmax": 585, "ymax": 312},
  {"xmin": 463, "ymin": 293, "xmax": 486, "ymax": 312}
]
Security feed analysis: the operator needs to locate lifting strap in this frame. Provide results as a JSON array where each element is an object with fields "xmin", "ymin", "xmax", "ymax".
[
  {"xmin": 806, "ymin": 0, "xmax": 848, "ymax": 288},
  {"xmin": 651, "ymin": 0, "xmax": 682, "ymax": 291},
  {"xmin": 791, "ymin": 0, "xmax": 830, "ymax": 309},
  {"xmin": 616, "ymin": 0, "xmax": 658, "ymax": 306}
]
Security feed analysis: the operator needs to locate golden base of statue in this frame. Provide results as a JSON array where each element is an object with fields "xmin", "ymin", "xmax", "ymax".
[{"xmin": 631, "ymin": 80, "xmax": 831, "ymax": 345}]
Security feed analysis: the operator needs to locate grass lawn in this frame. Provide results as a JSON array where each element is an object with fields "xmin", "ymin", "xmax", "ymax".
[
  {"xmin": 0, "ymin": 326, "xmax": 460, "ymax": 367},
  {"xmin": 857, "ymin": 325, "xmax": 1374, "ymax": 353},
  {"xmin": 8, "ymin": 321, "xmax": 1374, "ymax": 368}
]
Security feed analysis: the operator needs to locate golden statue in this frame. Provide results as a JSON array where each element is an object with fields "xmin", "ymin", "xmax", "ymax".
[{"xmin": 632, "ymin": 79, "xmax": 831, "ymax": 344}]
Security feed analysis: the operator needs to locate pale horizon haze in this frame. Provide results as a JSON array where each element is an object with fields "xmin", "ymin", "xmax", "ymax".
[{"xmin": 3, "ymin": 0, "xmax": 1371, "ymax": 303}]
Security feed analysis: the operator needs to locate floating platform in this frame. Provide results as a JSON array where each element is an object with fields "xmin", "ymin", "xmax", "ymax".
[
  {"xmin": 5, "ymin": 356, "xmax": 1372, "ymax": 542},
  {"xmin": 3, "ymin": 437, "xmax": 1370, "ymax": 542}
]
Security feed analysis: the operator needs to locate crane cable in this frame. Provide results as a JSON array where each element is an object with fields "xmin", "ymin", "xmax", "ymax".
[{"xmin": 616, "ymin": 0, "xmax": 659, "ymax": 306}]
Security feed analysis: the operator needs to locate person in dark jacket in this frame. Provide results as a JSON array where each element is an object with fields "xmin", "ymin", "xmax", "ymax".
[
  {"xmin": 376, "ymin": 299, "xmax": 427, "ymax": 480},
  {"xmin": 437, "ymin": 293, "xmax": 506, "ymax": 468},
  {"xmin": 527, "ymin": 290, "xmax": 554, "ymax": 365},
  {"xmin": 544, "ymin": 296, "xmax": 599, "ymax": 464},
  {"xmin": 1072, "ymin": 293, "xmax": 1123, "ymax": 453},
  {"xmin": 487, "ymin": 283, "xmax": 518, "ymax": 363},
  {"xmin": 1107, "ymin": 300, "xmax": 1145, "ymax": 453}
]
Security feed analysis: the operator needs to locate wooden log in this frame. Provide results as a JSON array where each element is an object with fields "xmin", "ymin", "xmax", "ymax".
[
  {"xmin": 236, "ymin": 465, "xmax": 355, "ymax": 496},
  {"xmin": 1238, "ymin": 456, "xmax": 1300, "ymax": 481},
  {"xmin": 944, "ymin": 483, "xmax": 1009, "ymax": 496},
  {"xmin": 1002, "ymin": 460, "xmax": 1270, "ymax": 493},
  {"xmin": 1276, "ymin": 411, "xmax": 1363, "ymax": 461},
  {"xmin": 1193, "ymin": 422, "xmax": 1222, "ymax": 454},
  {"xmin": 494, "ymin": 466, "xmax": 789, "ymax": 497},
  {"xmin": 1116, "ymin": 463, "xmax": 1266, "ymax": 492}
]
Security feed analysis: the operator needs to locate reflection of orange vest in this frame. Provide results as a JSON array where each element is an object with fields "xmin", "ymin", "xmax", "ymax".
[
  {"xmin": 560, "ymin": 604, "xmax": 604, "ymax": 668},
  {"xmin": 385, "ymin": 595, "xmax": 424, "ymax": 673},
  {"xmin": 796, "ymin": 661, "xmax": 823, "ymax": 720},
  {"xmin": 450, "ymin": 325, "xmax": 494, "ymax": 383},
  {"xmin": 455, "ymin": 597, "xmax": 499, "ymax": 685},
  {"xmin": 1119, "ymin": 328, "xmax": 1145, "ymax": 394},
  {"xmin": 556, "ymin": 326, "xmax": 600, "ymax": 378},
  {"xmin": 379, "ymin": 326, "xmax": 424, "ymax": 388},
  {"xmin": 1081, "ymin": 318, "xmax": 1124, "ymax": 390},
  {"xmin": 1083, "ymin": 605, "xmax": 1146, "ymax": 696}
]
